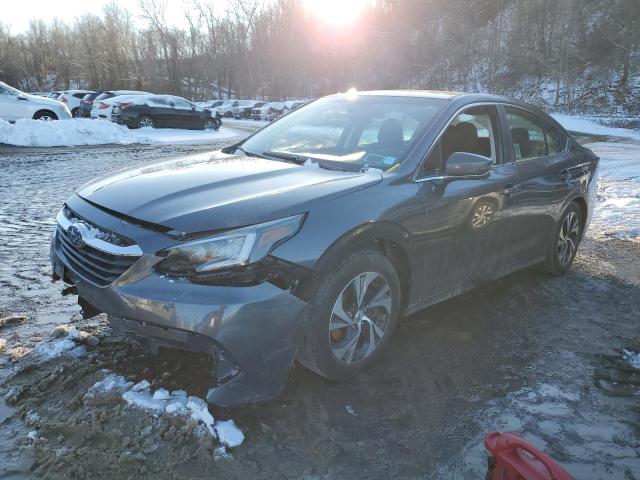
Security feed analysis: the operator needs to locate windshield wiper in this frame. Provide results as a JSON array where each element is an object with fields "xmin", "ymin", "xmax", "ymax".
[
  {"xmin": 262, "ymin": 151, "xmax": 307, "ymax": 165},
  {"xmin": 234, "ymin": 146, "xmax": 266, "ymax": 158}
]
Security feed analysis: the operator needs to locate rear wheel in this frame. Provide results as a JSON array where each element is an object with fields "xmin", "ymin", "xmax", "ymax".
[
  {"xmin": 540, "ymin": 202, "xmax": 583, "ymax": 275},
  {"xmin": 297, "ymin": 249, "xmax": 401, "ymax": 380},
  {"xmin": 71, "ymin": 107, "xmax": 80, "ymax": 118},
  {"xmin": 137, "ymin": 115, "xmax": 154, "ymax": 129},
  {"xmin": 33, "ymin": 110, "xmax": 58, "ymax": 121}
]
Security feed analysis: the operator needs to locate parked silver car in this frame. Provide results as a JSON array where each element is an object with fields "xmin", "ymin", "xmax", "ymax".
[{"xmin": 0, "ymin": 82, "xmax": 72, "ymax": 121}]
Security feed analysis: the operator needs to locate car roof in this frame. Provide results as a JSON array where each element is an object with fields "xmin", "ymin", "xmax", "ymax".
[{"xmin": 348, "ymin": 89, "xmax": 465, "ymax": 100}]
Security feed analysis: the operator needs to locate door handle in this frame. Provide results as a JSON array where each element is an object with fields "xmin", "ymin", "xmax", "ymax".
[{"xmin": 502, "ymin": 184, "xmax": 521, "ymax": 196}]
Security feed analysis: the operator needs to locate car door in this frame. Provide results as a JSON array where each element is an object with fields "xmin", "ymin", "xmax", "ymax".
[
  {"xmin": 415, "ymin": 104, "xmax": 522, "ymax": 304},
  {"xmin": 170, "ymin": 97, "xmax": 197, "ymax": 128},
  {"xmin": 0, "ymin": 86, "xmax": 23, "ymax": 121},
  {"xmin": 501, "ymin": 106, "xmax": 574, "ymax": 260}
]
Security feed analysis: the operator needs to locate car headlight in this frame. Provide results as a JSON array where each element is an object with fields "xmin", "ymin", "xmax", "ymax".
[{"xmin": 156, "ymin": 214, "xmax": 305, "ymax": 275}]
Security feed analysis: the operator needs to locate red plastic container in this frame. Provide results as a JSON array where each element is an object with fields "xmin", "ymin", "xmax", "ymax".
[{"xmin": 484, "ymin": 432, "xmax": 573, "ymax": 480}]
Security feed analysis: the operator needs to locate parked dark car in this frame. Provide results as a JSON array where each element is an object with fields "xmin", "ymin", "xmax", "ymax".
[
  {"xmin": 111, "ymin": 94, "xmax": 220, "ymax": 130},
  {"xmin": 50, "ymin": 90, "xmax": 598, "ymax": 407},
  {"xmin": 77, "ymin": 91, "xmax": 103, "ymax": 118}
]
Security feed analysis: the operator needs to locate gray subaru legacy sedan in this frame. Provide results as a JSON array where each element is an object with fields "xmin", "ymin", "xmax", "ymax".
[{"xmin": 50, "ymin": 90, "xmax": 599, "ymax": 406}]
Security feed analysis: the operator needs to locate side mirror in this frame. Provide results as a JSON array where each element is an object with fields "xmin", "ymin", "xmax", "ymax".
[
  {"xmin": 445, "ymin": 152, "xmax": 492, "ymax": 177},
  {"xmin": 17, "ymin": 95, "xmax": 28, "ymax": 101}
]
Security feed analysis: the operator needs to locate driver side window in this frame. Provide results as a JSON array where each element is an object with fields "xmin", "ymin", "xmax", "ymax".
[{"xmin": 419, "ymin": 105, "xmax": 498, "ymax": 176}]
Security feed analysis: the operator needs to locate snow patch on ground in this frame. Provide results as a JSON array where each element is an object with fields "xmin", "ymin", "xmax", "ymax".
[
  {"xmin": 586, "ymin": 141, "xmax": 640, "ymax": 242},
  {"xmin": 86, "ymin": 372, "xmax": 244, "ymax": 450},
  {"xmin": 622, "ymin": 349, "xmax": 640, "ymax": 369},
  {"xmin": 32, "ymin": 338, "xmax": 77, "ymax": 360},
  {"xmin": 552, "ymin": 114, "xmax": 640, "ymax": 140},
  {"xmin": 0, "ymin": 118, "xmax": 243, "ymax": 147},
  {"xmin": 223, "ymin": 118, "xmax": 268, "ymax": 128},
  {"xmin": 31, "ymin": 324, "xmax": 99, "ymax": 360}
]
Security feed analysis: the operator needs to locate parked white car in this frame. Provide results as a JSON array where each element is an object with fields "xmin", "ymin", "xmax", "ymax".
[
  {"xmin": 215, "ymin": 100, "xmax": 238, "ymax": 117},
  {"xmin": 58, "ymin": 90, "xmax": 94, "ymax": 117},
  {"xmin": 0, "ymin": 81, "xmax": 72, "ymax": 122},
  {"xmin": 90, "ymin": 91, "xmax": 149, "ymax": 122}
]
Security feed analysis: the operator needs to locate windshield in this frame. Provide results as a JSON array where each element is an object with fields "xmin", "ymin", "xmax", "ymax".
[
  {"xmin": 241, "ymin": 95, "xmax": 446, "ymax": 170},
  {"xmin": 0, "ymin": 82, "xmax": 22, "ymax": 96}
]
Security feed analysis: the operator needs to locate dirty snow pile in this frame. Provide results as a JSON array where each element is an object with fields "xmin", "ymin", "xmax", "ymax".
[
  {"xmin": 32, "ymin": 324, "xmax": 99, "ymax": 360},
  {"xmin": 0, "ymin": 118, "xmax": 241, "ymax": 147},
  {"xmin": 85, "ymin": 372, "xmax": 244, "ymax": 450}
]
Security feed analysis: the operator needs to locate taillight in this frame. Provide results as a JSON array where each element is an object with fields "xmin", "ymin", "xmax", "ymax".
[
  {"xmin": 98, "ymin": 102, "xmax": 109, "ymax": 109},
  {"xmin": 61, "ymin": 96, "xmax": 68, "ymax": 103},
  {"xmin": 120, "ymin": 103, "xmax": 130, "ymax": 110}
]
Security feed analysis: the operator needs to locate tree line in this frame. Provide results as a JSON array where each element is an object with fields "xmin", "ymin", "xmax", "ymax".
[{"xmin": 0, "ymin": 0, "xmax": 637, "ymax": 113}]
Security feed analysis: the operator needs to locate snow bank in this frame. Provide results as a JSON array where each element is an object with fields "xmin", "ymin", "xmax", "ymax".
[
  {"xmin": 587, "ymin": 141, "xmax": 640, "ymax": 242},
  {"xmin": 552, "ymin": 114, "xmax": 640, "ymax": 140},
  {"xmin": 0, "ymin": 118, "xmax": 243, "ymax": 147},
  {"xmin": 86, "ymin": 372, "xmax": 244, "ymax": 450}
]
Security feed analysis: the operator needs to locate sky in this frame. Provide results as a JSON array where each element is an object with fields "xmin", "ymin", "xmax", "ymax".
[{"xmin": 2, "ymin": 0, "xmax": 373, "ymax": 33}]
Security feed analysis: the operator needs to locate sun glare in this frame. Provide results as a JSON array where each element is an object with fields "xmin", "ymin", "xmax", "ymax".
[{"xmin": 303, "ymin": 0, "xmax": 370, "ymax": 26}]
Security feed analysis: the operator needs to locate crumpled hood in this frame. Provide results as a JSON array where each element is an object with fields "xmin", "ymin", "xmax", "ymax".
[{"xmin": 76, "ymin": 152, "xmax": 381, "ymax": 233}]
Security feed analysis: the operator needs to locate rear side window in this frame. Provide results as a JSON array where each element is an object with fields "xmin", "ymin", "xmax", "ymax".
[
  {"xmin": 504, "ymin": 107, "xmax": 547, "ymax": 161},
  {"xmin": 73, "ymin": 93, "xmax": 85, "ymax": 99},
  {"xmin": 543, "ymin": 120, "xmax": 565, "ymax": 155}
]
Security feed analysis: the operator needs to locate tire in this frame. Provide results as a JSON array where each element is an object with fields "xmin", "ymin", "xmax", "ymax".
[
  {"xmin": 202, "ymin": 119, "xmax": 215, "ymax": 130},
  {"xmin": 71, "ymin": 107, "xmax": 80, "ymax": 118},
  {"xmin": 539, "ymin": 202, "xmax": 583, "ymax": 275},
  {"xmin": 33, "ymin": 110, "xmax": 58, "ymax": 121},
  {"xmin": 297, "ymin": 249, "xmax": 401, "ymax": 380},
  {"xmin": 137, "ymin": 115, "xmax": 154, "ymax": 129}
]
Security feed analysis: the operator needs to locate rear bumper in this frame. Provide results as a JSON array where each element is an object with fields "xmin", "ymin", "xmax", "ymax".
[{"xmin": 50, "ymin": 223, "xmax": 309, "ymax": 407}]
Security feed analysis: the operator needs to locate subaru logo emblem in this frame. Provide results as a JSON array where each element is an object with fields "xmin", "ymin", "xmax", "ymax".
[{"xmin": 68, "ymin": 224, "xmax": 84, "ymax": 249}]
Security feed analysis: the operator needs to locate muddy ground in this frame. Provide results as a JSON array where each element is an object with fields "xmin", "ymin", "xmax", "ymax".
[{"xmin": 0, "ymin": 137, "xmax": 639, "ymax": 479}]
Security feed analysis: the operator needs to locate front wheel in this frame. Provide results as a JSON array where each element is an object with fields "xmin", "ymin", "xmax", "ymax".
[
  {"xmin": 71, "ymin": 107, "xmax": 80, "ymax": 118},
  {"xmin": 297, "ymin": 249, "xmax": 401, "ymax": 380},
  {"xmin": 137, "ymin": 115, "xmax": 154, "ymax": 129},
  {"xmin": 33, "ymin": 110, "xmax": 58, "ymax": 121},
  {"xmin": 540, "ymin": 202, "xmax": 583, "ymax": 275},
  {"xmin": 202, "ymin": 119, "xmax": 216, "ymax": 130}
]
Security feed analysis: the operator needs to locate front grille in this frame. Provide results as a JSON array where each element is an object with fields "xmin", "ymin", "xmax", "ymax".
[{"xmin": 56, "ymin": 227, "xmax": 140, "ymax": 287}]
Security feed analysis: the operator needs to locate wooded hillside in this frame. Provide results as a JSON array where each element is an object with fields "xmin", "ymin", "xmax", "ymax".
[{"xmin": 0, "ymin": 0, "xmax": 638, "ymax": 113}]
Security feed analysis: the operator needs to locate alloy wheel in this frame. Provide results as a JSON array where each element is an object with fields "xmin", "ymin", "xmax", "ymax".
[
  {"xmin": 329, "ymin": 272, "xmax": 392, "ymax": 364},
  {"xmin": 557, "ymin": 211, "xmax": 580, "ymax": 266},
  {"xmin": 472, "ymin": 203, "xmax": 494, "ymax": 228},
  {"xmin": 38, "ymin": 114, "xmax": 55, "ymax": 121},
  {"xmin": 138, "ymin": 116, "xmax": 154, "ymax": 128}
]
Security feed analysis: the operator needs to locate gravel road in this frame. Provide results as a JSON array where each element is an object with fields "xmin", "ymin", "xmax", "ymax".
[{"xmin": 0, "ymin": 136, "xmax": 638, "ymax": 479}]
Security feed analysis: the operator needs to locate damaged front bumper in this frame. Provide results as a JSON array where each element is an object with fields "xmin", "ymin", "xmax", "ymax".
[{"xmin": 50, "ymin": 208, "xmax": 310, "ymax": 407}]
